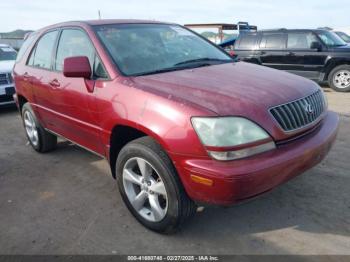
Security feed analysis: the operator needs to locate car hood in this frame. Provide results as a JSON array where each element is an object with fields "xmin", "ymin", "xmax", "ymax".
[
  {"xmin": 132, "ymin": 62, "xmax": 319, "ymax": 115},
  {"xmin": 131, "ymin": 62, "xmax": 320, "ymax": 140},
  {"xmin": 0, "ymin": 60, "xmax": 15, "ymax": 73}
]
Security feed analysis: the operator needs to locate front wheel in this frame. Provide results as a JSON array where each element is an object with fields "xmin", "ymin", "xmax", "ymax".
[
  {"xmin": 328, "ymin": 65, "xmax": 350, "ymax": 92},
  {"xmin": 116, "ymin": 137, "xmax": 196, "ymax": 234}
]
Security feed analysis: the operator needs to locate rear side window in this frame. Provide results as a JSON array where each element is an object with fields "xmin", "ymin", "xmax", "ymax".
[
  {"xmin": 237, "ymin": 34, "xmax": 257, "ymax": 49},
  {"xmin": 16, "ymin": 32, "xmax": 37, "ymax": 62},
  {"xmin": 260, "ymin": 33, "xmax": 286, "ymax": 49},
  {"xmin": 29, "ymin": 30, "xmax": 58, "ymax": 69},
  {"xmin": 55, "ymin": 29, "xmax": 95, "ymax": 71},
  {"xmin": 287, "ymin": 32, "xmax": 319, "ymax": 49}
]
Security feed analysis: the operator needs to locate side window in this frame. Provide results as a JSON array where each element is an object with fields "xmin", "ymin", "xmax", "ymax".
[
  {"xmin": 237, "ymin": 34, "xmax": 257, "ymax": 49},
  {"xmin": 260, "ymin": 33, "xmax": 286, "ymax": 49},
  {"xmin": 16, "ymin": 32, "xmax": 37, "ymax": 62},
  {"xmin": 55, "ymin": 29, "xmax": 94, "ymax": 71},
  {"xmin": 287, "ymin": 32, "xmax": 319, "ymax": 49},
  {"xmin": 93, "ymin": 56, "xmax": 108, "ymax": 79},
  {"xmin": 30, "ymin": 30, "xmax": 58, "ymax": 69}
]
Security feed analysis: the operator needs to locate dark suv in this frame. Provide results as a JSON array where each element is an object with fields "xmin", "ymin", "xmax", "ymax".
[{"xmin": 233, "ymin": 29, "xmax": 350, "ymax": 92}]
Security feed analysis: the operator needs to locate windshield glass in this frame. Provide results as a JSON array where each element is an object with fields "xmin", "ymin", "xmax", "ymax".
[
  {"xmin": 94, "ymin": 24, "xmax": 232, "ymax": 76},
  {"xmin": 317, "ymin": 31, "xmax": 347, "ymax": 47},
  {"xmin": 0, "ymin": 46, "xmax": 17, "ymax": 61},
  {"xmin": 335, "ymin": 31, "xmax": 350, "ymax": 43}
]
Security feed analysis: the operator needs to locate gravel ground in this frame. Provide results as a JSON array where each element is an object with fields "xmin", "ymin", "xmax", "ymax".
[{"xmin": 0, "ymin": 89, "xmax": 349, "ymax": 255}]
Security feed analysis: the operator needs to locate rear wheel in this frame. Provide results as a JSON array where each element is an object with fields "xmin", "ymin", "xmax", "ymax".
[
  {"xmin": 328, "ymin": 65, "xmax": 350, "ymax": 92},
  {"xmin": 116, "ymin": 136, "xmax": 196, "ymax": 234},
  {"xmin": 22, "ymin": 103, "xmax": 57, "ymax": 152}
]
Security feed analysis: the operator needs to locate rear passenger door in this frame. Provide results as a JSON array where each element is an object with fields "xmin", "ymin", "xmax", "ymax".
[
  {"xmin": 233, "ymin": 33, "xmax": 259, "ymax": 63},
  {"xmin": 26, "ymin": 30, "xmax": 60, "ymax": 123},
  {"xmin": 258, "ymin": 32, "xmax": 288, "ymax": 69}
]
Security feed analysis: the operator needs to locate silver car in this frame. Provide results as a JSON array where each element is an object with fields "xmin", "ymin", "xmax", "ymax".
[{"xmin": 0, "ymin": 44, "xmax": 17, "ymax": 107}]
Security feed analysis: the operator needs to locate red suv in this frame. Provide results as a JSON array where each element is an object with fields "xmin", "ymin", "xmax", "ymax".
[{"xmin": 13, "ymin": 20, "xmax": 339, "ymax": 233}]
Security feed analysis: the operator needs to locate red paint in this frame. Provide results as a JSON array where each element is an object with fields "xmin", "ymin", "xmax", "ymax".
[{"xmin": 13, "ymin": 20, "xmax": 339, "ymax": 206}]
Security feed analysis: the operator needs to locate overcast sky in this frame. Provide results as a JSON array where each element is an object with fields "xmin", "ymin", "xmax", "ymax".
[{"xmin": 0, "ymin": 0, "xmax": 349, "ymax": 32}]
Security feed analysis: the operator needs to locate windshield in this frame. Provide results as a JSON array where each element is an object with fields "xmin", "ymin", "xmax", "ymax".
[
  {"xmin": 316, "ymin": 31, "xmax": 347, "ymax": 47},
  {"xmin": 335, "ymin": 31, "xmax": 350, "ymax": 43},
  {"xmin": 0, "ymin": 46, "xmax": 17, "ymax": 61},
  {"xmin": 94, "ymin": 24, "xmax": 232, "ymax": 76}
]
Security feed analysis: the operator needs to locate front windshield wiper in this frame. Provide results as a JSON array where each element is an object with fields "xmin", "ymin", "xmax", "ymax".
[
  {"xmin": 132, "ymin": 58, "xmax": 232, "ymax": 77},
  {"xmin": 174, "ymin": 57, "xmax": 232, "ymax": 66},
  {"xmin": 132, "ymin": 66, "xmax": 193, "ymax": 77},
  {"xmin": 132, "ymin": 60, "xmax": 228, "ymax": 77}
]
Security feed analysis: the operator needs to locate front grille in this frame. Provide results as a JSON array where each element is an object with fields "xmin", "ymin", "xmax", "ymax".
[
  {"xmin": 0, "ymin": 73, "xmax": 11, "ymax": 85},
  {"xmin": 0, "ymin": 94, "xmax": 14, "ymax": 103},
  {"xmin": 270, "ymin": 90, "xmax": 326, "ymax": 132}
]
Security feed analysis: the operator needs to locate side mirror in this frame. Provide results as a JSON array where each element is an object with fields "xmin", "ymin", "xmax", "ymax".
[
  {"xmin": 63, "ymin": 56, "xmax": 92, "ymax": 79},
  {"xmin": 310, "ymin": 41, "xmax": 322, "ymax": 51}
]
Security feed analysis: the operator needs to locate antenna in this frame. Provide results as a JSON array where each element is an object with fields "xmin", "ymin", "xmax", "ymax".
[{"xmin": 98, "ymin": 10, "xmax": 101, "ymax": 20}]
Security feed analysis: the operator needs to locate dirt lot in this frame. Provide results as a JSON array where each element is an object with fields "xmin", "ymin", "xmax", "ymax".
[{"xmin": 0, "ymin": 87, "xmax": 349, "ymax": 255}]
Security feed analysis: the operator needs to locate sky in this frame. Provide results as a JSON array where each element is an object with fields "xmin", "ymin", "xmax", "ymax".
[{"xmin": 0, "ymin": 0, "xmax": 349, "ymax": 32}]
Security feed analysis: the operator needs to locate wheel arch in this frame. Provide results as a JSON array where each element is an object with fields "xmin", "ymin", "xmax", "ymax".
[
  {"xmin": 324, "ymin": 58, "xmax": 350, "ymax": 80},
  {"xmin": 17, "ymin": 94, "xmax": 28, "ymax": 112},
  {"xmin": 108, "ymin": 122, "xmax": 171, "ymax": 179}
]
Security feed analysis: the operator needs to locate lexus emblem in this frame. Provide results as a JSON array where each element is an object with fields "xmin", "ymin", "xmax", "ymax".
[{"xmin": 304, "ymin": 103, "xmax": 314, "ymax": 114}]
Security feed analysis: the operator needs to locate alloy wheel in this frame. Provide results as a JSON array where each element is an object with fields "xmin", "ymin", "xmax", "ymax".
[
  {"xmin": 23, "ymin": 110, "xmax": 39, "ymax": 147},
  {"xmin": 122, "ymin": 157, "xmax": 168, "ymax": 222}
]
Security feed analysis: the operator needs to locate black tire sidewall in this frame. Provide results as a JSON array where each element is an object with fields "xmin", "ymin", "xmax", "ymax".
[
  {"xmin": 116, "ymin": 142, "xmax": 182, "ymax": 233},
  {"xmin": 329, "ymin": 65, "xmax": 350, "ymax": 92}
]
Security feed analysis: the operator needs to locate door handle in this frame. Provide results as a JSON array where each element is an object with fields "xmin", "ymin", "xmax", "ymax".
[
  {"xmin": 49, "ymin": 79, "xmax": 60, "ymax": 88},
  {"xmin": 287, "ymin": 52, "xmax": 296, "ymax": 56},
  {"xmin": 23, "ymin": 72, "xmax": 30, "ymax": 80}
]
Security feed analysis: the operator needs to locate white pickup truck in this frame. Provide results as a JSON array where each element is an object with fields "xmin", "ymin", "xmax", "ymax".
[{"xmin": 0, "ymin": 44, "xmax": 17, "ymax": 106}]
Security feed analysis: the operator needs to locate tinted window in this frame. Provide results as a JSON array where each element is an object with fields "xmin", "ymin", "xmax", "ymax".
[
  {"xmin": 16, "ymin": 32, "xmax": 37, "ymax": 62},
  {"xmin": 31, "ymin": 31, "xmax": 58, "ymax": 69},
  {"xmin": 237, "ymin": 34, "xmax": 257, "ymax": 49},
  {"xmin": 316, "ymin": 31, "xmax": 347, "ymax": 47},
  {"xmin": 93, "ymin": 56, "xmax": 108, "ymax": 79},
  {"xmin": 287, "ymin": 32, "xmax": 319, "ymax": 49},
  {"xmin": 94, "ymin": 24, "xmax": 231, "ymax": 76},
  {"xmin": 260, "ymin": 33, "xmax": 286, "ymax": 49},
  {"xmin": 55, "ymin": 29, "xmax": 95, "ymax": 71}
]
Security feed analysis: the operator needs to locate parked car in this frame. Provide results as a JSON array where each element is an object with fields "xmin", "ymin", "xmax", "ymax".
[
  {"xmin": 13, "ymin": 20, "xmax": 339, "ymax": 233},
  {"xmin": 0, "ymin": 44, "xmax": 17, "ymax": 107},
  {"xmin": 233, "ymin": 29, "xmax": 350, "ymax": 92}
]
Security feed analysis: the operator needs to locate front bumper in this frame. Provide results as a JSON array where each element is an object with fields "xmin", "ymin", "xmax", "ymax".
[
  {"xmin": 0, "ymin": 86, "xmax": 15, "ymax": 106},
  {"xmin": 172, "ymin": 111, "xmax": 339, "ymax": 206}
]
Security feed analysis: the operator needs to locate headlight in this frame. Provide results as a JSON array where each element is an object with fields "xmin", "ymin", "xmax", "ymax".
[{"xmin": 191, "ymin": 117, "xmax": 276, "ymax": 161}]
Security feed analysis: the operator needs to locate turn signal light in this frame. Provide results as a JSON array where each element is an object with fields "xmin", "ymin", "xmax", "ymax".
[{"xmin": 190, "ymin": 175, "xmax": 213, "ymax": 186}]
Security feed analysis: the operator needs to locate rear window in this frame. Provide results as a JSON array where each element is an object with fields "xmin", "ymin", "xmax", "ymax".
[
  {"xmin": 16, "ymin": 32, "xmax": 37, "ymax": 62},
  {"xmin": 236, "ymin": 34, "xmax": 257, "ymax": 49},
  {"xmin": 260, "ymin": 33, "xmax": 286, "ymax": 49},
  {"xmin": 28, "ymin": 30, "xmax": 58, "ymax": 69}
]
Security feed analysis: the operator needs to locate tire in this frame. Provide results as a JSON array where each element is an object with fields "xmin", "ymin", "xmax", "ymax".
[
  {"xmin": 21, "ymin": 103, "xmax": 57, "ymax": 153},
  {"xmin": 328, "ymin": 64, "xmax": 350, "ymax": 92},
  {"xmin": 116, "ymin": 136, "xmax": 196, "ymax": 234}
]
